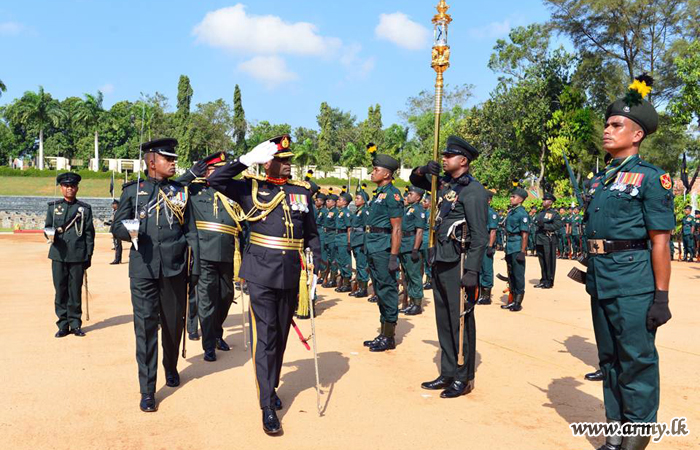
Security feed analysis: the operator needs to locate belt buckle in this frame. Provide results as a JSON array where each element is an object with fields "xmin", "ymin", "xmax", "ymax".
[{"xmin": 588, "ymin": 239, "xmax": 604, "ymax": 255}]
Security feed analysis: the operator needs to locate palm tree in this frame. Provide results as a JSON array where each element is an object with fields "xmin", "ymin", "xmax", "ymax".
[
  {"xmin": 0, "ymin": 79, "xmax": 6, "ymax": 97},
  {"xmin": 75, "ymin": 91, "xmax": 104, "ymax": 171},
  {"xmin": 9, "ymin": 86, "xmax": 66, "ymax": 169},
  {"xmin": 292, "ymin": 138, "xmax": 318, "ymax": 178}
]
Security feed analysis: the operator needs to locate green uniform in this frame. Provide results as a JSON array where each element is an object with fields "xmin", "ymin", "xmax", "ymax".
[
  {"xmin": 335, "ymin": 206, "xmax": 353, "ymax": 279},
  {"xmin": 534, "ymin": 208, "xmax": 563, "ymax": 287},
  {"xmin": 364, "ymin": 183, "xmax": 403, "ymax": 327},
  {"xmin": 399, "ymin": 202, "xmax": 427, "ymax": 304},
  {"xmin": 45, "ymin": 199, "xmax": 95, "ymax": 332},
  {"xmin": 316, "ymin": 206, "xmax": 327, "ymax": 271},
  {"xmin": 681, "ymin": 214, "xmax": 695, "ymax": 260},
  {"xmin": 505, "ymin": 206, "xmax": 529, "ymax": 295},
  {"xmin": 420, "ymin": 216, "xmax": 431, "ymax": 283},
  {"xmin": 479, "ymin": 207, "xmax": 499, "ymax": 289},
  {"xmin": 694, "ymin": 216, "xmax": 700, "ymax": 257},
  {"xmin": 323, "ymin": 207, "xmax": 339, "ymax": 279},
  {"xmin": 350, "ymin": 204, "xmax": 369, "ymax": 282},
  {"xmin": 112, "ymin": 177, "xmax": 200, "ymax": 394},
  {"xmin": 570, "ymin": 213, "xmax": 583, "ymax": 257},
  {"xmin": 527, "ymin": 213, "xmax": 537, "ymax": 253},
  {"xmin": 584, "ymin": 155, "xmax": 675, "ymax": 424}
]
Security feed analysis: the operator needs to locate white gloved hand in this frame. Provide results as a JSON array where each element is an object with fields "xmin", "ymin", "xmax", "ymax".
[{"xmin": 239, "ymin": 141, "xmax": 278, "ymax": 167}]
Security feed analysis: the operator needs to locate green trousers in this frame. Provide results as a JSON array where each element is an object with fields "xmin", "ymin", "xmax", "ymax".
[
  {"xmin": 399, "ymin": 251, "xmax": 424, "ymax": 300},
  {"xmin": 318, "ymin": 234, "xmax": 327, "ymax": 272},
  {"xmin": 505, "ymin": 252, "xmax": 525, "ymax": 295},
  {"xmin": 682, "ymin": 234, "xmax": 695, "ymax": 259},
  {"xmin": 479, "ymin": 251, "xmax": 494, "ymax": 288},
  {"xmin": 130, "ymin": 272, "xmax": 187, "ymax": 394},
  {"xmin": 571, "ymin": 234, "xmax": 582, "ymax": 256},
  {"xmin": 324, "ymin": 236, "xmax": 338, "ymax": 274},
  {"xmin": 352, "ymin": 245, "xmax": 369, "ymax": 282},
  {"xmin": 196, "ymin": 260, "xmax": 234, "ymax": 352},
  {"xmin": 433, "ymin": 260, "xmax": 476, "ymax": 382},
  {"xmin": 336, "ymin": 242, "xmax": 352, "ymax": 278},
  {"xmin": 367, "ymin": 251, "xmax": 398, "ymax": 324},
  {"xmin": 421, "ymin": 248, "xmax": 432, "ymax": 281},
  {"xmin": 52, "ymin": 261, "xmax": 85, "ymax": 331},
  {"xmin": 591, "ymin": 293, "xmax": 659, "ymax": 423}
]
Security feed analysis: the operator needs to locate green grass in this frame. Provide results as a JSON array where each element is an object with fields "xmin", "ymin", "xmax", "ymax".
[{"xmin": 0, "ymin": 177, "xmax": 123, "ymax": 198}]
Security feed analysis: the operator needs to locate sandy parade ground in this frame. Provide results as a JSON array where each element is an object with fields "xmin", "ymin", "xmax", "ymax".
[{"xmin": 0, "ymin": 233, "xmax": 698, "ymax": 450}]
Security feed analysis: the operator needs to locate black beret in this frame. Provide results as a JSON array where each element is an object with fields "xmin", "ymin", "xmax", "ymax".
[
  {"xmin": 543, "ymin": 192, "xmax": 556, "ymax": 202},
  {"xmin": 605, "ymin": 99, "xmax": 658, "ymax": 136},
  {"xmin": 339, "ymin": 192, "xmax": 353, "ymax": 203},
  {"xmin": 56, "ymin": 172, "xmax": 81, "ymax": 185},
  {"xmin": 315, "ymin": 193, "xmax": 327, "ymax": 201},
  {"xmin": 511, "ymin": 187, "xmax": 528, "ymax": 200},
  {"xmin": 443, "ymin": 135, "xmax": 479, "ymax": 161},
  {"xmin": 112, "ymin": 199, "xmax": 120, "ymax": 205},
  {"xmin": 326, "ymin": 194, "xmax": 338, "ymax": 201},
  {"xmin": 142, "ymin": 138, "xmax": 178, "ymax": 157},
  {"xmin": 373, "ymin": 154, "xmax": 400, "ymax": 172},
  {"xmin": 684, "ymin": 205, "xmax": 692, "ymax": 210},
  {"xmin": 408, "ymin": 186, "xmax": 425, "ymax": 196},
  {"xmin": 355, "ymin": 189, "xmax": 369, "ymax": 202}
]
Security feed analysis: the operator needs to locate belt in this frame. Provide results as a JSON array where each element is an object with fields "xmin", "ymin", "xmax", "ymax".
[
  {"xmin": 587, "ymin": 239, "xmax": 648, "ymax": 255},
  {"xmin": 366, "ymin": 226, "xmax": 392, "ymax": 234},
  {"xmin": 323, "ymin": 227, "xmax": 337, "ymax": 233},
  {"xmin": 402, "ymin": 230, "xmax": 417, "ymax": 237},
  {"xmin": 249, "ymin": 232, "xmax": 304, "ymax": 251},
  {"xmin": 352, "ymin": 227, "xmax": 365, "ymax": 233},
  {"xmin": 195, "ymin": 221, "xmax": 239, "ymax": 236}
]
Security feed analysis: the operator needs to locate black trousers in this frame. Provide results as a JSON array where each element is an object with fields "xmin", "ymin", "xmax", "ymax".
[
  {"xmin": 187, "ymin": 282, "xmax": 199, "ymax": 335},
  {"xmin": 130, "ymin": 272, "xmax": 187, "ymax": 394},
  {"xmin": 113, "ymin": 237, "xmax": 122, "ymax": 263},
  {"xmin": 536, "ymin": 237, "xmax": 557, "ymax": 285},
  {"xmin": 432, "ymin": 260, "xmax": 476, "ymax": 383},
  {"xmin": 52, "ymin": 261, "xmax": 84, "ymax": 331},
  {"xmin": 247, "ymin": 281, "xmax": 297, "ymax": 409},
  {"xmin": 197, "ymin": 260, "xmax": 234, "ymax": 351}
]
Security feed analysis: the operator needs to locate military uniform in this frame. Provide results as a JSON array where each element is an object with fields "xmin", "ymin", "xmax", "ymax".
[
  {"xmin": 399, "ymin": 186, "xmax": 427, "ymax": 314},
  {"xmin": 502, "ymin": 191, "xmax": 529, "ymax": 311},
  {"xmin": 349, "ymin": 190, "xmax": 370, "ymax": 297},
  {"xmin": 410, "ymin": 136, "xmax": 488, "ymax": 397},
  {"xmin": 527, "ymin": 208, "xmax": 538, "ymax": 254},
  {"xmin": 45, "ymin": 172, "xmax": 95, "ymax": 336},
  {"xmin": 322, "ymin": 196, "xmax": 339, "ymax": 287},
  {"xmin": 315, "ymin": 194, "xmax": 328, "ymax": 274},
  {"xmin": 420, "ymin": 196, "xmax": 433, "ymax": 288},
  {"xmin": 571, "ymin": 210, "xmax": 583, "ymax": 258},
  {"xmin": 334, "ymin": 193, "xmax": 353, "ymax": 292},
  {"xmin": 111, "ymin": 139, "xmax": 200, "ymax": 410},
  {"xmin": 105, "ymin": 200, "xmax": 122, "ymax": 264},
  {"xmin": 681, "ymin": 211, "xmax": 695, "ymax": 261},
  {"xmin": 206, "ymin": 135, "xmax": 320, "ymax": 434},
  {"xmin": 694, "ymin": 212, "xmax": 700, "ymax": 259},
  {"xmin": 478, "ymin": 200, "xmax": 499, "ymax": 304},
  {"xmin": 534, "ymin": 195, "xmax": 563, "ymax": 289}
]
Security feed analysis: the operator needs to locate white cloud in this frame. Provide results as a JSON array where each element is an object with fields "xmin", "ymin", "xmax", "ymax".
[
  {"xmin": 375, "ymin": 12, "xmax": 429, "ymax": 51},
  {"xmin": 237, "ymin": 56, "xmax": 298, "ymax": 89},
  {"xmin": 99, "ymin": 83, "xmax": 115, "ymax": 95},
  {"xmin": 467, "ymin": 16, "xmax": 525, "ymax": 40},
  {"xmin": 0, "ymin": 21, "xmax": 24, "ymax": 36},
  {"xmin": 193, "ymin": 4, "xmax": 341, "ymax": 56},
  {"xmin": 340, "ymin": 43, "xmax": 376, "ymax": 80}
]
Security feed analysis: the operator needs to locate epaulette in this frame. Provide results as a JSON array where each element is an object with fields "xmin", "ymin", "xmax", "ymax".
[
  {"xmin": 242, "ymin": 172, "xmax": 266, "ymax": 182},
  {"xmin": 287, "ymin": 179, "xmax": 311, "ymax": 190},
  {"xmin": 638, "ymin": 160, "xmax": 664, "ymax": 174},
  {"xmin": 122, "ymin": 180, "xmax": 137, "ymax": 189},
  {"xmin": 76, "ymin": 200, "xmax": 92, "ymax": 209},
  {"xmin": 47, "ymin": 199, "xmax": 65, "ymax": 206},
  {"xmin": 191, "ymin": 178, "xmax": 207, "ymax": 184}
]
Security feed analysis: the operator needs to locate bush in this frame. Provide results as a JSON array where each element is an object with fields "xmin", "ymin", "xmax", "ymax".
[{"xmin": 0, "ymin": 167, "xmax": 144, "ymax": 180}]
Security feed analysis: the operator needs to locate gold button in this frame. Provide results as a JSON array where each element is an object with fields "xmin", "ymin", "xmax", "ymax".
[{"xmin": 282, "ymin": 251, "xmax": 286, "ymax": 255}]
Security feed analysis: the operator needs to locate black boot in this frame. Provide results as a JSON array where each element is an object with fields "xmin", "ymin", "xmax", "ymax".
[
  {"xmin": 363, "ymin": 333, "xmax": 382, "ymax": 347},
  {"xmin": 336, "ymin": 277, "xmax": 352, "ymax": 293},
  {"xmin": 354, "ymin": 281, "xmax": 368, "ymax": 298},
  {"xmin": 423, "ymin": 281, "xmax": 432, "ymax": 290},
  {"xmin": 405, "ymin": 299, "xmax": 422, "ymax": 315},
  {"xmin": 262, "ymin": 407, "xmax": 282, "ymax": 435},
  {"xmin": 477, "ymin": 287, "xmax": 492, "ymax": 305},
  {"xmin": 327, "ymin": 273, "xmax": 338, "ymax": 288},
  {"xmin": 510, "ymin": 293, "xmax": 524, "ymax": 312},
  {"xmin": 585, "ymin": 369, "xmax": 604, "ymax": 381},
  {"xmin": 140, "ymin": 393, "xmax": 157, "ymax": 412},
  {"xmin": 368, "ymin": 294, "xmax": 378, "ymax": 303},
  {"xmin": 369, "ymin": 322, "xmax": 396, "ymax": 352}
]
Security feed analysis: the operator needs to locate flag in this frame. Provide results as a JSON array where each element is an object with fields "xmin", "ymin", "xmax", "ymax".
[
  {"xmin": 109, "ymin": 171, "xmax": 114, "ymax": 199},
  {"xmin": 681, "ymin": 153, "xmax": 689, "ymax": 190}
]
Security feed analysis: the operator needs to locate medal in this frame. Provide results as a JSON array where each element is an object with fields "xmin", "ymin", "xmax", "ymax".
[
  {"xmin": 139, "ymin": 211, "xmax": 146, "ymax": 219},
  {"xmin": 292, "ymin": 203, "xmax": 298, "ymax": 211},
  {"xmin": 631, "ymin": 187, "xmax": 639, "ymax": 197}
]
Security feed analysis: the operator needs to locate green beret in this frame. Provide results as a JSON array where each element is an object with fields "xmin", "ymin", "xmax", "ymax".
[
  {"xmin": 339, "ymin": 192, "xmax": 353, "ymax": 203},
  {"xmin": 373, "ymin": 154, "xmax": 399, "ymax": 172},
  {"xmin": 326, "ymin": 194, "xmax": 338, "ymax": 201},
  {"xmin": 511, "ymin": 187, "xmax": 528, "ymax": 200},
  {"xmin": 443, "ymin": 135, "xmax": 479, "ymax": 161},
  {"xmin": 543, "ymin": 192, "xmax": 556, "ymax": 202},
  {"xmin": 56, "ymin": 172, "xmax": 81, "ymax": 185},
  {"xmin": 605, "ymin": 98, "xmax": 658, "ymax": 136},
  {"xmin": 408, "ymin": 186, "xmax": 425, "ymax": 196},
  {"xmin": 316, "ymin": 193, "xmax": 327, "ymax": 201}
]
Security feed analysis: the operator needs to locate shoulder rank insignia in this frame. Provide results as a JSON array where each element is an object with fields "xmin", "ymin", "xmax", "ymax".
[
  {"xmin": 394, "ymin": 193, "xmax": 401, "ymax": 202},
  {"xmin": 444, "ymin": 190, "xmax": 457, "ymax": 202},
  {"xmin": 660, "ymin": 173, "xmax": 672, "ymax": 190}
]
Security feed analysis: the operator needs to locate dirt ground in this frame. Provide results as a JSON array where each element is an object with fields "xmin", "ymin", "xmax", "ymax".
[{"xmin": 0, "ymin": 234, "xmax": 697, "ymax": 450}]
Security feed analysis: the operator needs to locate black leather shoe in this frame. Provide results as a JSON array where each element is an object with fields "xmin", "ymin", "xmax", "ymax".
[
  {"xmin": 423, "ymin": 282, "xmax": 432, "ymax": 290},
  {"xmin": 337, "ymin": 284, "xmax": 351, "ymax": 293},
  {"xmin": 72, "ymin": 328, "xmax": 86, "ymax": 337},
  {"xmin": 421, "ymin": 376, "xmax": 453, "ymax": 390},
  {"xmin": 363, "ymin": 334, "xmax": 381, "ymax": 347},
  {"xmin": 369, "ymin": 336, "xmax": 396, "ymax": 352},
  {"xmin": 216, "ymin": 338, "xmax": 230, "ymax": 351},
  {"xmin": 355, "ymin": 288, "xmax": 368, "ymax": 298},
  {"xmin": 368, "ymin": 295, "xmax": 378, "ymax": 303},
  {"xmin": 262, "ymin": 407, "xmax": 282, "ymax": 435},
  {"xmin": 477, "ymin": 297, "xmax": 492, "ymax": 305},
  {"xmin": 533, "ymin": 283, "xmax": 544, "ymax": 288},
  {"xmin": 188, "ymin": 331, "xmax": 200, "ymax": 341},
  {"xmin": 55, "ymin": 329, "xmax": 70, "ymax": 338},
  {"xmin": 585, "ymin": 369, "xmax": 604, "ymax": 381},
  {"xmin": 109, "ymin": 260, "xmax": 120, "ymax": 265},
  {"xmin": 272, "ymin": 392, "xmax": 283, "ymax": 411},
  {"xmin": 405, "ymin": 304, "xmax": 422, "ymax": 316},
  {"xmin": 440, "ymin": 380, "xmax": 470, "ymax": 398},
  {"xmin": 165, "ymin": 371, "xmax": 180, "ymax": 387},
  {"xmin": 501, "ymin": 303, "xmax": 513, "ymax": 310},
  {"xmin": 595, "ymin": 444, "xmax": 621, "ymax": 450},
  {"xmin": 204, "ymin": 349, "xmax": 216, "ymax": 362},
  {"xmin": 140, "ymin": 393, "xmax": 158, "ymax": 412}
]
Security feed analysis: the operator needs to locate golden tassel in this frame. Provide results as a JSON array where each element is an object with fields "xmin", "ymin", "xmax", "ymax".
[
  {"xmin": 296, "ymin": 253, "xmax": 310, "ymax": 318},
  {"xmin": 233, "ymin": 235, "xmax": 242, "ymax": 282}
]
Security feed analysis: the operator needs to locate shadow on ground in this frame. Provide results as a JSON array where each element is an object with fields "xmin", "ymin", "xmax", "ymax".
[
  {"xmin": 82, "ymin": 314, "xmax": 132, "ymax": 333},
  {"xmin": 555, "ymin": 335, "xmax": 599, "ymax": 370}
]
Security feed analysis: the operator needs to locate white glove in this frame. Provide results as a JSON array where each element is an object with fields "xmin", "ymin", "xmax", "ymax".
[{"xmin": 239, "ymin": 141, "xmax": 278, "ymax": 167}]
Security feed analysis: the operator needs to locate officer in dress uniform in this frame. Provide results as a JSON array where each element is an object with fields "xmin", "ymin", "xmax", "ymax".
[
  {"xmin": 584, "ymin": 76, "xmax": 673, "ymax": 450},
  {"xmin": 534, "ymin": 193, "xmax": 563, "ymax": 289},
  {"xmin": 361, "ymin": 154, "xmax": 403, "ymax": 352},
  {"xmin": 176, "ymin": 153, "xmax": 242, "ymax": 361},
  {"xmin": 477, "ymin": 190, "xmax": 498, "ymax": 305},
  {"xmin": 205, "ymin": 135, "xmax": 321, "ymax": 435},
  {"xmin": 334, "ymin": 192, "xmax": 353, "ymax": 293},
  {"xmin": 399, "ymin": 186, "xmax": 427, "ymax": 315},
  {"xmin": 681, "ymin": 206, "xmax": 694, "ymax": 261},
  {"xmin": 528, "ymin": 206, "xmax": 538, "ymax": 255},
  {"xmin": 321, "ymin": 191, "xmax": 339, "ymax": 287},
  {"xmin": 45, "ymin": 172, "xmax": 95, "ymax": 337},
  {"xmin": 111, "ymin": 138, "xmax": 200, "ymax": 413},
  {"xmin": 420, "ymin": 195, "xmax": 433, "ymax": 289},
  {"xmin": 410, "ymin": 136, "xmax": 488, "ymax": 398},
  {"xmin": 501, "ymin": 188, "xmax": 529, "ymax": 312},
  {"xmin": 349, "ymin": 187, "xmax": 370, "ymax": 298},
  {"xmin": 105, "ymin": 200, "xmax": 122, "ymax": 264}
]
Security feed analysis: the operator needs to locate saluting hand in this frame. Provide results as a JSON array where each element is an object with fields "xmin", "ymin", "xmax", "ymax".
[{"xmin": 239, "ymin": 141, "xmax": 278, "ymax": 166}]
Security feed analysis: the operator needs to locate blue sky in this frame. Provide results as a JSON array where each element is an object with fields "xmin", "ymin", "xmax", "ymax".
[{"xmin": 0, "ymin": 0, "xmax": 555, "ymax": 130}]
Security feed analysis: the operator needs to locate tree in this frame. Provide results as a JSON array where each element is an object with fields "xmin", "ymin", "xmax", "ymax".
[
  {"xmin": 233, "ymin": 84, "xmax": 247, "ymax": 154},
  {"xmin": 670, "ymin": 41, "xmax": 700, "ymax": 127},
  {"xmin": 340, "ymin": 142, "xmax": 365, "ymax": 182},
  {"xmin": 359, "ymin": 104, "xmax": 384, "ymax": 150},
  {"xmin": 74, "ymin": 91, "xmax": 104, "ymax": 170},
  {"xmin": 175, "ymin": 75, "xmax": 194, "ymax": 162},
  {"xmin": 315, "ymin": 102, "xmax": 357, "ymax": 173},
  {"xmin": 187, "ymin": 99, "xmax": 234, "ymax": 160},
  {"xmin": 247, "ymin": 120, "xmax": 291, "ymax": 149},
  {"xmin": 292, "ymin": 138, "xmax": 318, "ymax": 178},
  {"xmin": 0, "ymin": 79, "xmax": 6, "ymax": 97},
  {"xmin": 7, "ymin": 86, "xmax": 66, "ymax": 169}
]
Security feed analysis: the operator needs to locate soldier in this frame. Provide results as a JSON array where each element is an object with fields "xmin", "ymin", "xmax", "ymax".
[
  {"xmin": 111, "ymin": 138, "xmax": 200, "ymax": 413},
  {"xmin": 314, "ymin": 193, "xmax": 327, "ymax": 279},
  {"xmin": 410, "ymin": 136, "xmax": 488, "ymax": 398},
  {"xmin": 176, "ymin": 153, "xmax": 241, "ymax": 361},
  {"xmin": 362, "ymin": 154, "xmax": 403, "ymax": 352},
  {"xmin": 334, "ymin": 192, "xmax": 353, "ymax": 293},
  {"xmin": 694, "ymin": 210, "xmax": 700, "ymax": 261},
  {"xmin": 349, "ymin": 188, "xmax": 370, "ymax": 298},
  {"xmin": 528, "ymin": 206, "xmax": 538, "ymax": 255},
  {"xmin": 583, "ymin": 76, "xmax": 674, "ymax": 450},
  {"xmin": 534, "ymin": 193, "xmax": 563, "ymax": 289},
  {"xmin": 104, "ymin": 200, "xmax": 122, "ymax": 265},
  {"xmin": 45, "ymin": 172, "xmax": 95, "ymax": 338},
  {"xmin": 477, "ymin": 191, "xmax": 499, "ymax": 305},
  {"xmin": 681, "ymin": 205, "xmax": 694, "ymax": 261},
  {"xmin": 206, "ymin": 135, "xmax": 321, "ymax": 435},
  {"xmin": 399, "ymin": 186, "xmax": 427, "ymax": 315},
  {"xmin": 571, "ymin": 206, "xmax": 583, "ymax": 259},
  {"xmin": 556, "ymin": 206, "xmax": 568, "ymax": 258},
  {"xmin": 322, "ymin": 191, "xmax": 339, "ymax": 287},
  {"xmin": 501, "ymin": 188, "xmax": 529, "ymax": 312},
  {"xmin": 420, "ymin": 194, "xmax": 433, "ymax": 289}
]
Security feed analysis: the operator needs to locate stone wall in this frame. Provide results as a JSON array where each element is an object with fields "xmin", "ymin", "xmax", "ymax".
[{"xmin": 0, "ymin": 196, "xmax": 116, "ymax": 231}]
